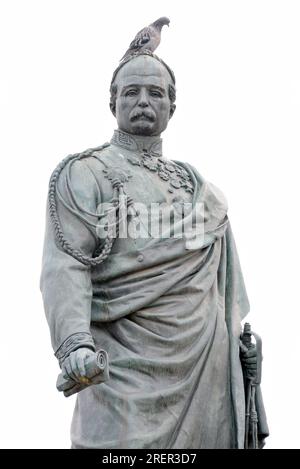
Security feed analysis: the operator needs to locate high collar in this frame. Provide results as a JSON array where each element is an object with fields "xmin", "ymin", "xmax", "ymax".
[{"xmin": 110, "ymin": 129, "xmax": 163, "ymax": 156}]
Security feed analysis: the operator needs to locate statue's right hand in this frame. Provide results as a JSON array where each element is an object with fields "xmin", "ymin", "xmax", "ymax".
[{"xmin": 61, "ymin": 348, "xmax": 95, "ymax": 383}]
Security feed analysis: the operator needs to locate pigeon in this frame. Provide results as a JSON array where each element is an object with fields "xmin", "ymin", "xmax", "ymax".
[{"xmin": 120, "ymin": 17, "xmax": 170, "ymax": 61}]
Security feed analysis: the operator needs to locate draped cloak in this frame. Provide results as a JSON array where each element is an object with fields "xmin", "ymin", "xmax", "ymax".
[{"xmin": 40, "ymin": 133, "xmax": 268, "ymax": 449}]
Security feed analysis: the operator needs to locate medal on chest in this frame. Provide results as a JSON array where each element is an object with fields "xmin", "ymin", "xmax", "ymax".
[{"xmin": 126, "ymin": 149, "xmax": 194, "ymax": 194}]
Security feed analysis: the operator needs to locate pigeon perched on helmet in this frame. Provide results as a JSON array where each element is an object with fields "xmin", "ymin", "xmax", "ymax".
[{"xmin": 120, "ymin": 17, "xmax": 170, "ymax": 61}]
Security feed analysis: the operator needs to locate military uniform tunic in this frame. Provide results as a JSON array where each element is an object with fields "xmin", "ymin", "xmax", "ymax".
[{"xmin": 41, "ymin": 129, "xmax": 256, "ymax": 448}]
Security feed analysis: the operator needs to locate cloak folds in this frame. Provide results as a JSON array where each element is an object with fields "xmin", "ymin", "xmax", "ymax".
[{"xmin": 40, "ymin": 146, "xmax": 268, "ymax": 448}]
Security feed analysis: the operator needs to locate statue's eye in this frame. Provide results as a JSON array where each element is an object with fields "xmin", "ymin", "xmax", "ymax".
[
  {"xmin": 150, "ymin": 90, "xmax": 163, "ymax": 97},
  {"xmin": 125, "ymin": 89, "xmax": 138, "ymax": 97}
]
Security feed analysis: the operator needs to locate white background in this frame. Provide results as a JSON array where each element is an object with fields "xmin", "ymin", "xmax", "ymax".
[{"xmin": 0, "ymin": 0, "xmax": 299, "ymax": 449}]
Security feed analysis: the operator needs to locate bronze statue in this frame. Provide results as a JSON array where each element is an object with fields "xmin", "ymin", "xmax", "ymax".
[{"xmin": 40, "ymin": 24, "xmax": 269, "ymax": 448}]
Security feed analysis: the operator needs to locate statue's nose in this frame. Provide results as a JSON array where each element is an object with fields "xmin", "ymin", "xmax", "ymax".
[
  {"xmin": 138, "ymin": 101, "xmax": 148, "ymax": 108},
  {"xmin": 138, "ymin": 89, "xmax": 149, "ymax": 107}
]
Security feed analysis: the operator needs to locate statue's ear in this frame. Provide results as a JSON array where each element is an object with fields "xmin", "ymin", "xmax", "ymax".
[
  {"xmin": 110, "ymin": 84, "xmax": 118, "ymax": 117},
  {"xmin": 110, "ymin": 102, "xmax": 116, "ymax": 117},
  {"xmin": 169, "ymin": 104, "xmax": 176, "ymax": 119}
]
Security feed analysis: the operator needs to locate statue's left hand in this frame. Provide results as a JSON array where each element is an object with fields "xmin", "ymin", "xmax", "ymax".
[
  {"xmin": 240, "ymin": 343, "xmax": 258, "ymax": 379},
  {"xmin": 61, "ymin": 347, "xmax": 95, "ymax": 383}
]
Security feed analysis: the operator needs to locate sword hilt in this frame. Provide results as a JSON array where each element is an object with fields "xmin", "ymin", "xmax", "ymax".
[{"xmin": 241, "ymin": 322, "xmax": 262, "ymax": 385}]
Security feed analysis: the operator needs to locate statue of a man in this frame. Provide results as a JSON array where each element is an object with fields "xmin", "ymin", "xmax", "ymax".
[{"xmin": 40, "ymin": 51, "xmax": 268, "ymax": 449}]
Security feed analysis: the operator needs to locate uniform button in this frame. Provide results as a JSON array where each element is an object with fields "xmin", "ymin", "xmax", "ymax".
[{"xmin": 137, "ymin": 254, "xmax": 144, "ymax": 262}]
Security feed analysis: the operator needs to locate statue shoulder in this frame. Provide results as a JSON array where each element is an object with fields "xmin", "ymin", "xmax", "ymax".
[
  {"xmin": 50, "ymin": 143, "xmax": 111, "ymax": 189},
  {"xmin": 172, "ymin": 159, "xmax": 228, "ymax": 208},
  {"xmin": 51, "ymin": 142, "xmax": 110, "ymax": 176}
]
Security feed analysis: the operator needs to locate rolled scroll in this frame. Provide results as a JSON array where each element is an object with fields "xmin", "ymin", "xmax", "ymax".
[{"xmin": 56, "ymin": 349, "xmax": 109, "ymax": 397}]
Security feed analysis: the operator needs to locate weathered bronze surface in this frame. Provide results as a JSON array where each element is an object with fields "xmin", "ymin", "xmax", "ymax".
[{"xmin": 40, "ymin": 41, "xmax": 269, "ymax": 449}]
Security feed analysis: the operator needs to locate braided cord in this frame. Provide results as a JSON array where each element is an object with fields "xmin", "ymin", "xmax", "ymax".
[{"xmin": 48, "ymin": 143, "xmax": 118, "ymax": 267}]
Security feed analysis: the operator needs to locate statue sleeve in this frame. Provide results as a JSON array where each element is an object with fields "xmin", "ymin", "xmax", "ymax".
[{"xmin": 40, "ymin": 158, "xmax": 101, "ymax": 366}]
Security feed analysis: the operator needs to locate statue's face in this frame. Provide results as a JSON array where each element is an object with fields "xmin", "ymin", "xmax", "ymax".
[{"xmin": 113, "ymin": 56, "xmax": 175, "ymax": 136}]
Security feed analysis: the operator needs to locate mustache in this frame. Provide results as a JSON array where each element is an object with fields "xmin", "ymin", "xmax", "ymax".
[{"xmin": 130, "ymin": 111, "xmax": 155, "ymax": 122}]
